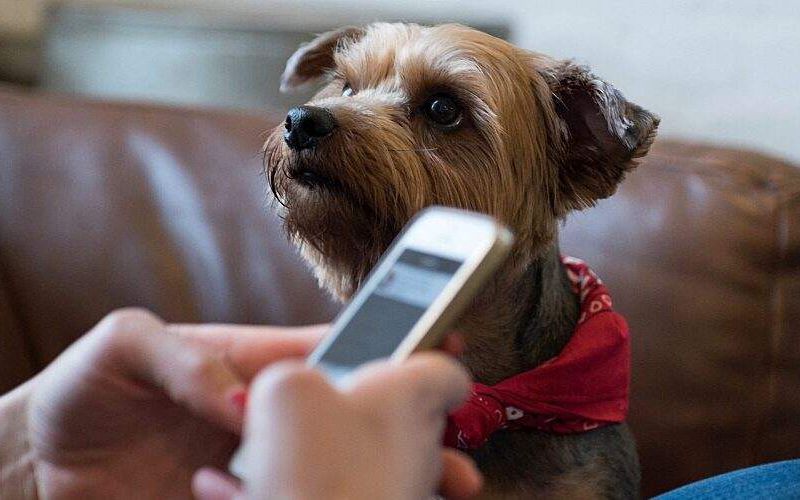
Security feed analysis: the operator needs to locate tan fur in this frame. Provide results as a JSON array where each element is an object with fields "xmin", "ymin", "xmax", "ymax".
[{"xmin": 264, "ymin": 23, "xmax": 658, "ymax": 498}]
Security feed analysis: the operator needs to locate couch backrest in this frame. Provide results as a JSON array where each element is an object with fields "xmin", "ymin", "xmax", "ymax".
[
  {"xmin": 1, "ymin": 86, "xmax": 798, "ymax": 496},
  {"xmin": 0, "ymin": 86, "xmax": 339, "ymax": 384}
]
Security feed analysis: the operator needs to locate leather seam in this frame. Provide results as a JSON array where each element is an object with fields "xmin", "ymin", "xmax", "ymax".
[{"xmin": 750, "ymin": 183, "xmax": 788, "ymax": 463}]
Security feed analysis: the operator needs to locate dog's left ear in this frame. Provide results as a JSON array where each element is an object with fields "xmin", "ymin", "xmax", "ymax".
[
  {"xmin": 543, "ymin": 61, "xmax": 659, "ymax": 214},
  {"xmin": 280, "ymin": 26, "xmax": 365, "ymax": 93}
]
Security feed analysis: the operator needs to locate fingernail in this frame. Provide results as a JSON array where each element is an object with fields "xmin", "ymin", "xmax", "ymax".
[{"xmin": 230, "ymin": 388, "xmax": 248, "ymax": 412}]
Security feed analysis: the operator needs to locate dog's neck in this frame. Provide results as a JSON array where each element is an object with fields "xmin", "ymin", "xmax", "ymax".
[{"xmin": 460, "ymin": 237, "xmax": 580, "ymax": 385}]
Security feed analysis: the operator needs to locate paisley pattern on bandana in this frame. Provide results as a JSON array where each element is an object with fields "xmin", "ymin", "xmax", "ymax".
[{"xmin": 444, "ymin": 256, "xmax": 630, "ymax": 450}]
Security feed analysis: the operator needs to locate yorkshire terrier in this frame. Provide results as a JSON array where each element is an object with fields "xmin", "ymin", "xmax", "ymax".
[{"xmin": 264, "ymin": 23, "xmax": 658, "ymax": 499}]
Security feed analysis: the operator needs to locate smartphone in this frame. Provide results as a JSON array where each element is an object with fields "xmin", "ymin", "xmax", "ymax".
[
  {"xmin": 229, "ymin": 206, "xmax": 513, "ymax": 477},
  {"xmin": 307, "ymin": 206, "xmax": 514, "ymax": 383}
]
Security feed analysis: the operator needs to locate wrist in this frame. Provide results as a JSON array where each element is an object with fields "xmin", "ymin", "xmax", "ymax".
[{"xmin": 0, "ymin": 380, "xmax": 39, "ymax": 500}]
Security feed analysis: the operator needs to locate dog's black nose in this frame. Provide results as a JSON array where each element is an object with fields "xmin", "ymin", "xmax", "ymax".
[{"xmin": 284, "ymin": 105, "xmax": 337, "ymax": 151}]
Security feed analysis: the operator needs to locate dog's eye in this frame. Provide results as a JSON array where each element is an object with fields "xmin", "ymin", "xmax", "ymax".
[
  {"xmin": 423, "ymin": 95, "xmax": 462, "ymax": 128},
  {"xmin": 342, "ymin": 83, "xmax": 355, "ymax": 97}
]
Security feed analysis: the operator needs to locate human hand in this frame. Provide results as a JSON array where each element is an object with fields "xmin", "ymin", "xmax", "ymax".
[
  {"xmin": 194, "ymin": 352, "xmax": 483, "ymax": 500},
  {"xmin": 24, "ymin": 308, "xmax": 325, "ymax": 499}
]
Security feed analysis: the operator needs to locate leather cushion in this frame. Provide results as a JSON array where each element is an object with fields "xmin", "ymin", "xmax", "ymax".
[{"xmin": 561, "ymin": 140, "xmax": 800, "ymax": 495}]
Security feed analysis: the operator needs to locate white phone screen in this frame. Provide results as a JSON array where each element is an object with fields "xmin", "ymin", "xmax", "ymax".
[{"xmin": 317, "ymin": 248, "xmax": 462, "ymax": 368}]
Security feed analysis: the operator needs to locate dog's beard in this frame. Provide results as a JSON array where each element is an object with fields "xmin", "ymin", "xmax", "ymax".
[{"xmin": 264, "ymin": 132, "xmax": 405, "ymax": 298}]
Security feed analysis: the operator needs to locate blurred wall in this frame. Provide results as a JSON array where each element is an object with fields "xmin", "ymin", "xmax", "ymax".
[
  {"xmin": 505, "ymin": 0, "xmax": 800, "ymax": 165},
  {"xmin": 1, "ymin": 0, "xmax": 799, "ymax": 163},
  {"xmin": 35, "ymin": 1, "xmax": 507, "ymax": 114}
]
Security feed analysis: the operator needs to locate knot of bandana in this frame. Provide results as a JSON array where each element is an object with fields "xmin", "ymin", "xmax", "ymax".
[{"xmin": 444, "ymin": 256, "xmax": 630, "ymax": 450}]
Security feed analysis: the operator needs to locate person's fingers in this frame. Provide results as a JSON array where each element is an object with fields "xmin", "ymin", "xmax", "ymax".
[
  {"xmin": 97, "ymin": 309, "xmax": 248, "ymax": 434},
  {"xmin": 167, "ymin": 324, "xmax": 328, "ymax": 380},
  {"xmin": 247, "ymin": 361, "xmax": 334, "ymax": 416},
  {"xmin": 438, "ymin": 331, "xmax": 467, "ymax": 357},
  {"xmin": 234, "ymin": 362, "xmax": 336, "ymax": 480},
  {"xmin": 438, "ymin": 448, "xmax": 484, "ymax": 499},
  {"xmin": 192, "ymin": 467, "xmax": 241, "ymax": 500},
  {"xmin": 347, "ymin": 353, "xmax": 471, "ymax": 416}
]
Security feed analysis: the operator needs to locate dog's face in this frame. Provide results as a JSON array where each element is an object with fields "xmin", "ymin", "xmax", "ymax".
[{"xmin": 265, "ymin": 23, "xmax": 658, "ymax": 298}]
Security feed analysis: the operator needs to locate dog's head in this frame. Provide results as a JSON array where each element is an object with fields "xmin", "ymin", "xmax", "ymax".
[{"xmin": 265, "ymin": 23, "xmax": 658, "ymax": 298}]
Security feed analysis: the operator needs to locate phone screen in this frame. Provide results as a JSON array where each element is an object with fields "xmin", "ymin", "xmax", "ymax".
[{"xmin": 317, "ymin": 249, "xmax": 462, "ymax": 368}]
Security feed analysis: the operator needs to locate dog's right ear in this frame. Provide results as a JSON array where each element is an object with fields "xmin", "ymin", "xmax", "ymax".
[{"xmin": 280, "ymin": 26, "xmax": 365, "ymax": 93}]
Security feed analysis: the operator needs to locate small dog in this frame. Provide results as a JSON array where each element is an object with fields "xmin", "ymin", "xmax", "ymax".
[{"xmin": 264, "ymin": 23, "xmax": 658, "ymax": 499}]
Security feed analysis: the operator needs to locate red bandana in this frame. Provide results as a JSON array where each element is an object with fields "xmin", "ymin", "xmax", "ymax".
[{"xmin": 443, "ymin": 256, "xmax": 630, "ymax": 450}]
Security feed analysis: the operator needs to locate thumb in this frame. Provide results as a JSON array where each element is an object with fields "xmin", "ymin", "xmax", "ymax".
[{"xmin": 101, "ymin": 310, "xmax": 248, "ymax": 433}]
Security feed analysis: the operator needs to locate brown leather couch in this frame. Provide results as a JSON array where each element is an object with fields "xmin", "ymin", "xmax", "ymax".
[{"xmin": 1, "ymin": 85, "xmax": 798, "ymax": 497}]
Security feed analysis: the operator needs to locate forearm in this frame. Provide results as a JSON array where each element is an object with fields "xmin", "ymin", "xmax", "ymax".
[{"xmin": 0, "ymin": 380, "xmax": 38, "ymax": 500}]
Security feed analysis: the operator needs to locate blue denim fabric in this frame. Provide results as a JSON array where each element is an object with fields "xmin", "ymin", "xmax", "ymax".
[{"xmin": 654, "ymin": 460, "xmax": 800, "ymax": 499}]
